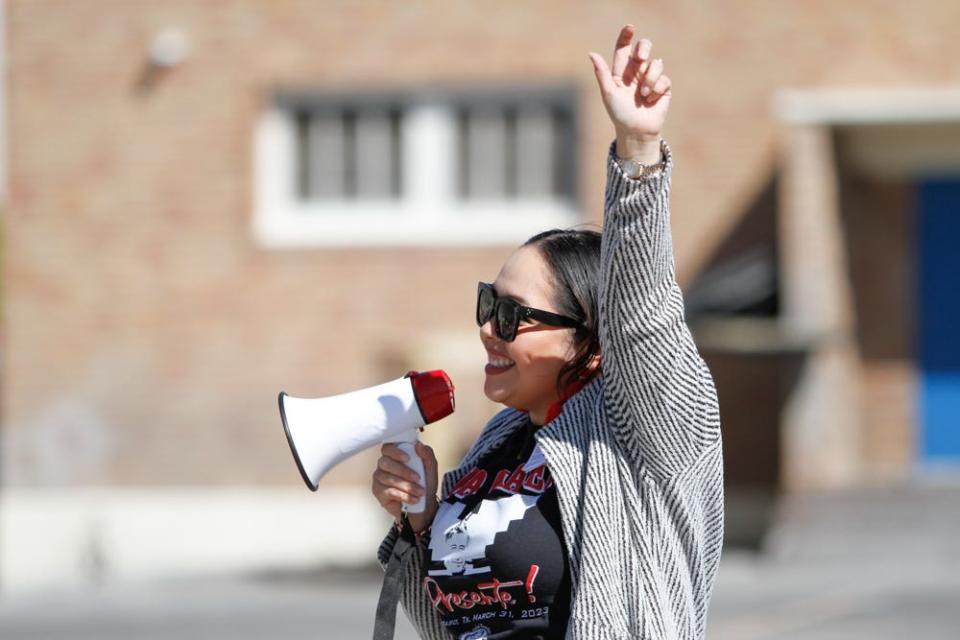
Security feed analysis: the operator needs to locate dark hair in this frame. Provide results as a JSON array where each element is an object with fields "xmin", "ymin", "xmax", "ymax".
[{"xmin": 521, "ymin": 227, "xmax": 602, "ymax": 394}]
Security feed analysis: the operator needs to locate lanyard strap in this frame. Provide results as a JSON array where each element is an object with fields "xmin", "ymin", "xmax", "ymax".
[{"xmin": 372, "ymin": 535, "xmax": 414, "ymax": 640}]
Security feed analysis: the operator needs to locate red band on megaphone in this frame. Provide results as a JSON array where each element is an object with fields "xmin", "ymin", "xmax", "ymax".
[{"xmin": 407, "ymin": 369, "xmax": 456, "ymax": 424}]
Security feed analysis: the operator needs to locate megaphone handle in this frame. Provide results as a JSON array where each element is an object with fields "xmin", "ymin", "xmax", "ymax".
[{"xmin": 394, "ymin": 440, "xmax": 426, "ymax": 514}]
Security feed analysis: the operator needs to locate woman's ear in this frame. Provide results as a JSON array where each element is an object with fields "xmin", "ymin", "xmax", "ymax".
[
  {"xmin": 590, "ymin": 353, "xmax": 601, "ymax": 368},
  {"xmin": 581, "ymin": 349, "xmax": 602, "ymax": 377}
]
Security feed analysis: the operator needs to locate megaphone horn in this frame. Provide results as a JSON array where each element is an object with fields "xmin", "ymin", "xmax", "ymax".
[{"xmin": 278, "ymin": 370, "xmax": 455, "ymax": 513}]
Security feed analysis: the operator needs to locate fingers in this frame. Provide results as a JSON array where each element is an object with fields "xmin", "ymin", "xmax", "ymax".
[
  {"xmin": 415, "ymin": 441, "xmax": 437, "ymax": 470},
  {"xmin": 371, "ymin": 476, "xmax": 410, "ymax": 516},
  {"xmin": 372, "ymin": 441, "xmax": 439, "ymax": 514},
  {"xmin": 638, "ymin": 59, "xmax": 670, "ymax": 106},
  {"xmin": 380, "ymin": 442, "xmax": 409, "ymax": 463},
  {"xmin": 588, "ymin": 52, "xmax": 616, "ymax": 95},
  {"xmin": 372, "ymin": 474, "xmax": 420, "ymax": 503},
  {"xmin": 373, "ymin": 445, "xmax": 425, "ymax": 502},
  {"xmin": 376, "ymin": 453, "xmax": 423, "ymax": 486},
  {"xmin": 640, "ymin": 58, "xmax": 663, "ymax": 94},
  {"xmin": 651, "ymin": 73, "xmax": 672, "ymax": 98},
  {"xmin": 372, "ymin": 468, "xmax": 423, "ymax": 503},
  {"xmin": 623, "ymin": 38, "xmax": 652, "ymax": 86},
  {"xmin": 414, "ymin": 441, "xmax": 439, "ymax": 495},
  {"xmin": 610, "ymin": 24, "xmax": 635, "ymax": 79}
]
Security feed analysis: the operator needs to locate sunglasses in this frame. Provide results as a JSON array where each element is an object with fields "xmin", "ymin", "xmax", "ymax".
[{"xmin": 476, "ymin": 281, "xmax": 583, "ymax": 342}]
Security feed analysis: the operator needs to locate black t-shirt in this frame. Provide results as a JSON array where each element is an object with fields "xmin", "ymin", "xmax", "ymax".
[{"xmin": 421, "ymin": 418, "xmax": 571, "ymax": 639}]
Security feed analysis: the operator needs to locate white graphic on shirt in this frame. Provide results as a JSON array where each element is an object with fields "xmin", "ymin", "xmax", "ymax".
[
  {"xmin": 429, "ymin": 492, "xmax": 538, "ymax": 576},
  {"xmin": 428, "ymin": 444, "xmax": 547, "ymax": 577},
  {"xmin": 459, "ymin": 624, "xmax": 490, "ymax": 640}
]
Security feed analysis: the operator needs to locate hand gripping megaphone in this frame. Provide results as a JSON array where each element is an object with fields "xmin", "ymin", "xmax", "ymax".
[{"xmin": 278, "ymin": 370, "xmax": 455, "ymax": 514}]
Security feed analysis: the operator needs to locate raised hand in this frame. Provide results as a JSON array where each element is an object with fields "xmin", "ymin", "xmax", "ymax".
[{"xmin": 588, "ymin": 24, "xmax": 672, "ymax": 163}]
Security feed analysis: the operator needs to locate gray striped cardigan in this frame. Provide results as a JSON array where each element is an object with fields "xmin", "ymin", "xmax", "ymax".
[{"xmin": 377, "ymin": 140, "xmax": 724, "ymax": 639}]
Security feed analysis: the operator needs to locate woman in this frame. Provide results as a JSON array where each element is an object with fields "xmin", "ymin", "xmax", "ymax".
[{"xmin": 372, "ymin": 25, "xmax": 723, "ymax": 640}]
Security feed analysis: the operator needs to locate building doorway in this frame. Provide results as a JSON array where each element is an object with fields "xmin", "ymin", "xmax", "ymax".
[{"xmin": 918, "ymin": 178, "xmax": 960, "ymax": 468}]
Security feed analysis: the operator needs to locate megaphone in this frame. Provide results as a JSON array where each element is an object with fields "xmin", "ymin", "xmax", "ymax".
[{"xmin": 278, "ymin": 370, "xmax": 455, "ymax": 514}]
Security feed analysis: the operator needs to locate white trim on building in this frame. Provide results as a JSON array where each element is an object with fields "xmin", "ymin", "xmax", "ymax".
[
  {"xmin": 253, "ymin": 102, "xmax": 581, "ymax": 248},
  {"xmin": 775, "ymin": 87, "xmax": 960, "ymax": 125}
]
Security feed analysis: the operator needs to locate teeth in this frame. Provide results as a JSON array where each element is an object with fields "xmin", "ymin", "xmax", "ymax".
[{"xmin": 488, "ymin": 356, "xmax": 515, "ymax": 368}]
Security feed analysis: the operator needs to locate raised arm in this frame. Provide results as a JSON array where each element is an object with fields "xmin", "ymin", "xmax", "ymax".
[{"xmin": 589, "ymin": 27, "xmax": 721, "ymax": 479}]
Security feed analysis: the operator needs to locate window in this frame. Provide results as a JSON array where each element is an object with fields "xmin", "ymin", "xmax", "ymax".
[
  {"xmin": 294, "ymin": 106, "xmax": 403, "ymax": 200},
  {"xmin": 254, "ymin": 87, "xmax": 580, "ymax": 247}
]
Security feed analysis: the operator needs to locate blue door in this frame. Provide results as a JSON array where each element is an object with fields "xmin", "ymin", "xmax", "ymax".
[{"xmin": 918, "ymin": 179, "xmax": 960, "ymax": 467}]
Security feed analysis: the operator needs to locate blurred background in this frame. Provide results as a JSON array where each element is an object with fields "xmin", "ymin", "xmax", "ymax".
[{"xmin": 2, "ymin": 1, "xmax": 959, "ymax": 638}]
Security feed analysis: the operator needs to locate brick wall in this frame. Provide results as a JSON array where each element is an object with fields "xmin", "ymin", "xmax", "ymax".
[{"xmin": 6, "ymin": 0, "xmax": 960, "ymax": 488}]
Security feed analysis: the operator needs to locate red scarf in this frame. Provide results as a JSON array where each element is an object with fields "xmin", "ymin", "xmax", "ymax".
[{"xmin": 529, "ymin": 367, "xmax": 600, "ymax": 425}]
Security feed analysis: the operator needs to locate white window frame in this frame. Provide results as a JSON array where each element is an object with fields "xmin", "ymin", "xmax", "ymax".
[{"xmin": 253, "ymin": 97, "xmax": 581, "ymax": 248}]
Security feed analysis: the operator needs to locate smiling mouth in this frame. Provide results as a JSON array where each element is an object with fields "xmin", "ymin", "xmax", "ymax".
[{"xmin": 485, "ymin": 354, "xmax": 516, "ymax": 374}]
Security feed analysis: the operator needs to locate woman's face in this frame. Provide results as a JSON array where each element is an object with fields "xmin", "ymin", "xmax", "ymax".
[{"xmin": 480, "ymin": 245, "xmax": 578, "ymax": 425}]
